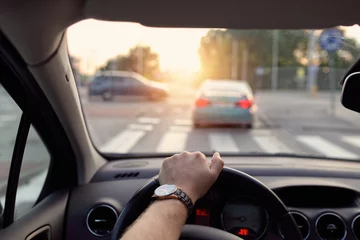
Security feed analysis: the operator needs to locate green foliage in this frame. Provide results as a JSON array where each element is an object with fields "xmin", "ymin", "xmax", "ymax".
[
  {"xmin": 100, "ymin": 45, "xmax": 161, "ymax": 81},
  {"xmin": 198, "ymin": 28, "xmax": 359, "ymax": 88}
]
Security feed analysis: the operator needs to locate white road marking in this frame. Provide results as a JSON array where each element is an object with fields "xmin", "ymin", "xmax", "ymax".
[
  {"xmin": 297, "ymin": 136, "xmax": 358, "ymax": 159},
  {"xmin": 209, "ymin": 133, "xmax": 240, "ymax": 153},
  {"xmin": 342, "ymin": 136, "xmax": 360, "ymax": 148},
  {"xmin": 253, "ymin": 136, "xmax": 293, "ymax": 153},
  {"xmin": 100, "ymin": 130, "xmax": 146, "ymax": 153},
  {"xmin": 156, "ymin": 132, "xmax": 188, "ymax": 153},
  {"xmin": 128, "ymin": 124, "xmax": 154, "ymax": 131},
  {"xmin": 169, "ymin": 126, "xmax": 192, "ymax": 132},
  {"xmin": 174, "ymin": 119, "xmax": 193, "ymax": 126},
  {"xmin": 137, "ymin": 117, "xmax": 160, "ymax": 124}
]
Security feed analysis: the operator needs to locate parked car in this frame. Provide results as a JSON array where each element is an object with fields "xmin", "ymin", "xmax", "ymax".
[
  {"xmin": 88, "ymin": 71, "xmax": 169, "ymax": 101},
  {"xmin": 193, "ymin": 80, "xmax": 255, "ymax": 128}
]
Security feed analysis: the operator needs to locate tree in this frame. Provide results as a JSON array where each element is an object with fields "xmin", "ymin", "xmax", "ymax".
[
  {"xmin": 100, "ymin": 45, "xmax": 161, "ymax": 81},
  {"xmin": 198, "ymin": 29, "xmax": 308, "ymax": 87}
]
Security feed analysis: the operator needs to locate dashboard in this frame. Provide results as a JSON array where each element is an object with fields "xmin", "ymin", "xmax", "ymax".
[{"xmin": 65, "ymin": 156, "xmax": 360, "ymax": 240}]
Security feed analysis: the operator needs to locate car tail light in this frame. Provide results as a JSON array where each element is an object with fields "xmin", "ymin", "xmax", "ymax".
[
  {"xmin": 196, "ymin": 98, "xmax": 210, "ymax": 107},
  {"xmin": 236, "ymin": 99, "xmax": 252, "ymax": 109}
]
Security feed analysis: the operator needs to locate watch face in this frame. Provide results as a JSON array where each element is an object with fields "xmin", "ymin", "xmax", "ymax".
[{"xmin": 155, "ymin": 184, "xmax": 177, "ymax": 197}]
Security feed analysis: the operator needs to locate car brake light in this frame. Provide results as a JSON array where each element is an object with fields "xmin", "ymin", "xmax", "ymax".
[
  {"xmin": 196, "ymin": 98, "xmax": 210, "ymax": 107},
  {"xmin": 236, "ymin": 99, "xmax": 252, "ymax": 109}
]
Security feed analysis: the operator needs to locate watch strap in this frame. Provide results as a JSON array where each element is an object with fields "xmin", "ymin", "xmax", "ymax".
[{"xmin": 174, "ymin": 188, "xmax": 194, "ymax": 215}]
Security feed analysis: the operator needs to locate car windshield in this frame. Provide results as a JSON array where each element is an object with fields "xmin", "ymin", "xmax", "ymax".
[{"xmin": 68, "ymin": 20, "xmax": 360, "ymax": 160}]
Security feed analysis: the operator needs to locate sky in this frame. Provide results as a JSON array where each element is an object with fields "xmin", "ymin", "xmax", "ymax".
[
  {"xmin": 67, "ymin": 20, "xmax": 209, "ymax": 75},
  {"xmin": 67, "ymin": 20, "xmax": 360, "ymax": 75}
]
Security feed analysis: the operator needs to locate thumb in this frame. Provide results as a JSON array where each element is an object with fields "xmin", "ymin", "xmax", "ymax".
[{"xmin": 210, "ymin": 152, "xmax": 224, "ymax": 176}]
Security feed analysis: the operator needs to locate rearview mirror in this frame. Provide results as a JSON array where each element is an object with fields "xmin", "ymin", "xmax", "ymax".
[{"xmin": 341, "ymin": 72, "xmax": 360, "ymax": 113}]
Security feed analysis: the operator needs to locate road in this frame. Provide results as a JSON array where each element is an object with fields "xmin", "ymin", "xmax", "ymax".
[{"xmin": 82, "ymin": 89, "xmax": 360, "ymax": 160}]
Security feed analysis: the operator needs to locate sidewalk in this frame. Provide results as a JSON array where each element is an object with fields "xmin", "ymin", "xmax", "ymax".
[{"xmin": 255, "ymin": 90, "xmax": 360, "ymax": 130}]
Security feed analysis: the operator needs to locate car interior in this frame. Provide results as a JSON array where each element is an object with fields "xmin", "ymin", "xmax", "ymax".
[{"xmin": 2, "ymin": 0, "xmax": 360, "ymax": 240}]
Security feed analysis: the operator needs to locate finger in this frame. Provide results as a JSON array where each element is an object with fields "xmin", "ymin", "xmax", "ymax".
[
  {"xmin": 193, "ymin": 151, "xmax": 206, "ymax": 160},
  {"xmin": 210, "ymin": 152, "xmax": 224, "ymax": 175}
]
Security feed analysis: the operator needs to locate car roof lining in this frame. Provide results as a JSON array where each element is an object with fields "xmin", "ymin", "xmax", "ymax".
[{"xmin": 84, "ymin": 0, "xmax": 359, "ymax": 29}]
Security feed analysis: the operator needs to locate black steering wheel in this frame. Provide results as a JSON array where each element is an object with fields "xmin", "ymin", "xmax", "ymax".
[{"xmin": 111, "ymin": 167, "xmax": 302, "ymax": 240}]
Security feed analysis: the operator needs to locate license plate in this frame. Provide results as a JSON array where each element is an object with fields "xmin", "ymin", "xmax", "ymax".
[{"xmin": 213, "ymin": 102, "xmax": 233, "ymax": 107}]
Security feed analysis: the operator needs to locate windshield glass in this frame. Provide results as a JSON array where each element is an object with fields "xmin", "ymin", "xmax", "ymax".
[{"xmin": 68, "ymin": 20, "xmax": 360, "ymax": 160}]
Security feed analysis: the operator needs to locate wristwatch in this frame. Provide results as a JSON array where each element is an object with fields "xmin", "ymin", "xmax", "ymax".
[{"xmin": 152, "ymin": 184, "xmax": 194, "ymax": 215}]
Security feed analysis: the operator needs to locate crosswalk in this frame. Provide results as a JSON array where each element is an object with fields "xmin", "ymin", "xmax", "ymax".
[{"xmin": 97, "ymin": 117, "xmax": 360, "ymax": 160}]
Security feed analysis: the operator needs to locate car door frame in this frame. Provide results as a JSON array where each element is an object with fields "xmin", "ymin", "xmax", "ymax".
[{"xmin": 0, "ymin": 31, "xmax": 77, "ymax": 239}]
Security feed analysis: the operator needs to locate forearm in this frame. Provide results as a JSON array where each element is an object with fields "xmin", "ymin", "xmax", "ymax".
[{"xmin": 120, "ymin": 199, "xmax": 188, "ymax": 240}]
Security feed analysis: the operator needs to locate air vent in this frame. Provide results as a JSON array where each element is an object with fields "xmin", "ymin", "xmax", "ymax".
[
  {"xmin": 114, "ymin": 172, "xmax": 140, "ymax": 179},
  {"xmin": 279, "ymin": 212, "xmax": 310, "ymax": 239},
  {"xmin": 352, "ymin": 215, "xmax": 360, "ymax": 240},
  {"xmin": 316, "ymin": 213, "xmax": 346, "ymax": 240},
  {"xmin": 86, "ymin": 205, "xmax": 118, "ymax": 237}
]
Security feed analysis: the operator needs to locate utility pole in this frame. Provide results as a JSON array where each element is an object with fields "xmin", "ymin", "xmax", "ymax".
[
  {"xmin": 307, "ymin": 30, "xmax": 317, "ymax": 93},
  {"xmin": 231, "ymin": 38, "xmax": 239, "ymax": 80},
  {"xmin": 271, "ymin": 30, "xmax": 279, "ymax": 90}
]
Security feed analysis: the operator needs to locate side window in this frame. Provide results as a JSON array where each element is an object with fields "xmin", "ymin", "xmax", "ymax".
[
  {"xmin": 14, "ymin": 126, "xmax": 50, "ymax": 219},
  {"xmin": 127, "ymin": 77, "xmax": 142, "ymax": 86},
  {"xmin": 0, "ymin": 87, "xmax": 22, "ymax": 213},
  {"xmin": 112, "ymin": 76, "xmax": 125, "ymax": 86},
  {"xmin": 0, "ymin": 86, "xmax": 50, "ymax": 224}
]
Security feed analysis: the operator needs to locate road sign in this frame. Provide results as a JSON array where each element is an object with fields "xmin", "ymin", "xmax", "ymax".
[
  {"xmin": 319, "ymin": 28, "xmax": 343, "ymax": 53},
  {"xmin": 256, "ymin": 67, "xmax": 264, "ymax": 76}
]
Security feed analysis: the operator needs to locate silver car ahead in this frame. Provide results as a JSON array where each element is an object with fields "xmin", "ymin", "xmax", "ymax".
[{"xmin": 192, "ymin": 80, "xmax": 256, "ymax": 128}]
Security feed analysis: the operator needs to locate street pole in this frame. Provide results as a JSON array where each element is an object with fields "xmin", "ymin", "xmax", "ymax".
[
  {"xmin": 307, "ymin": 30, "xmax": 317, "ymax": 94},
  {"xmin": 329, "ymin": 54, "xmax": 336, "ymax": 116},
  {"xmin": 271, "ymin": 30, "xmax": 279, "ymax": 90},
  {"xmin": 231, "ymin": 38, "xmax": 238, "ymax": 80},
  {"xmin": 241, "ymin": 48, "xmax": 248, "ymax": 80}
]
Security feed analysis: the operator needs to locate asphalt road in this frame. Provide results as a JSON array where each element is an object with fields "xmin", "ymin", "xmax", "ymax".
[{"xmin": 82, "ymin": 89, "xmax": 360, "ymax": 160}]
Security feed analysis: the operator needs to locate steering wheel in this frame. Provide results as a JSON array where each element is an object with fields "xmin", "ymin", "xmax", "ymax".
[{"xmin": 111, "ymin": 167, "xmax": 302, "ymax": 240}]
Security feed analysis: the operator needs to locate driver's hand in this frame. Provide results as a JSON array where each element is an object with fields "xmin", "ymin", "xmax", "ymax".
[{"xmin": 159, "ymin": 151, "xmax": 224, "ymax": 203}]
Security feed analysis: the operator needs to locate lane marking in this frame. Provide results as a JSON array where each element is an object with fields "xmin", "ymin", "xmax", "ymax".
[
  {"xmin": 156, "ymin": 132, "xmax": 188, "ymax": 153},
  {"xmin": 297, "ymin": 136, "xmax": 358, "ymax": 159},
  {"xmin": 174, "ymin": 119, "xmax": 192, "ymax": 126},
  {"xmin": 253, "ymin": 136, "xmax": 293, "ymax": 153},
  {"xmin": 137, "ymin": 117, "xmax": 160, "ymax": 124},
  {"xmin": 209, "ymin": 133, "xmax": 240, "ymax": 153},
  {"xmin": 342, "ymin": 136, "xmax": 360, "ymax": 148},
  {"xmin": 128, "ymin": 124, "xmax": 153, "ymax": 131},
  {"xmin": 169, "ymin": 126, "xmax": 192, "ymax": 132},
  {"xmin": 100, "ymin": 130, "xmax": 146, "ymax": 153}
]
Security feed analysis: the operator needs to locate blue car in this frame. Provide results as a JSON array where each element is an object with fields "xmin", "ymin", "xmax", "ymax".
[
  {"xmin": 88, "ymin": 71, "xmax": 169, "ymax": 101},
  {"xmin": 192, "ymin": 80, "xmax": 256, "ymax": 128}
]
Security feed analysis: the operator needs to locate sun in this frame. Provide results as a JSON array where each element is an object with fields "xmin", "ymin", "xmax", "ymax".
[{"xmin": 67, "ymin": 20, "xmax": 209, "ymax": 74}]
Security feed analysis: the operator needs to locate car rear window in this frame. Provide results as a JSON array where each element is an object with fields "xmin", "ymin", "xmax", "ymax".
[{"xmin": 203, "ymin": 89, "xmax": 247, "ymax": 97}]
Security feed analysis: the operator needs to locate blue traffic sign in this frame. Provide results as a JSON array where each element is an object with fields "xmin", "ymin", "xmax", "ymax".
[{"xmin": 319, "ymin": 28, "xmax": 343, "ymax": 52}]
